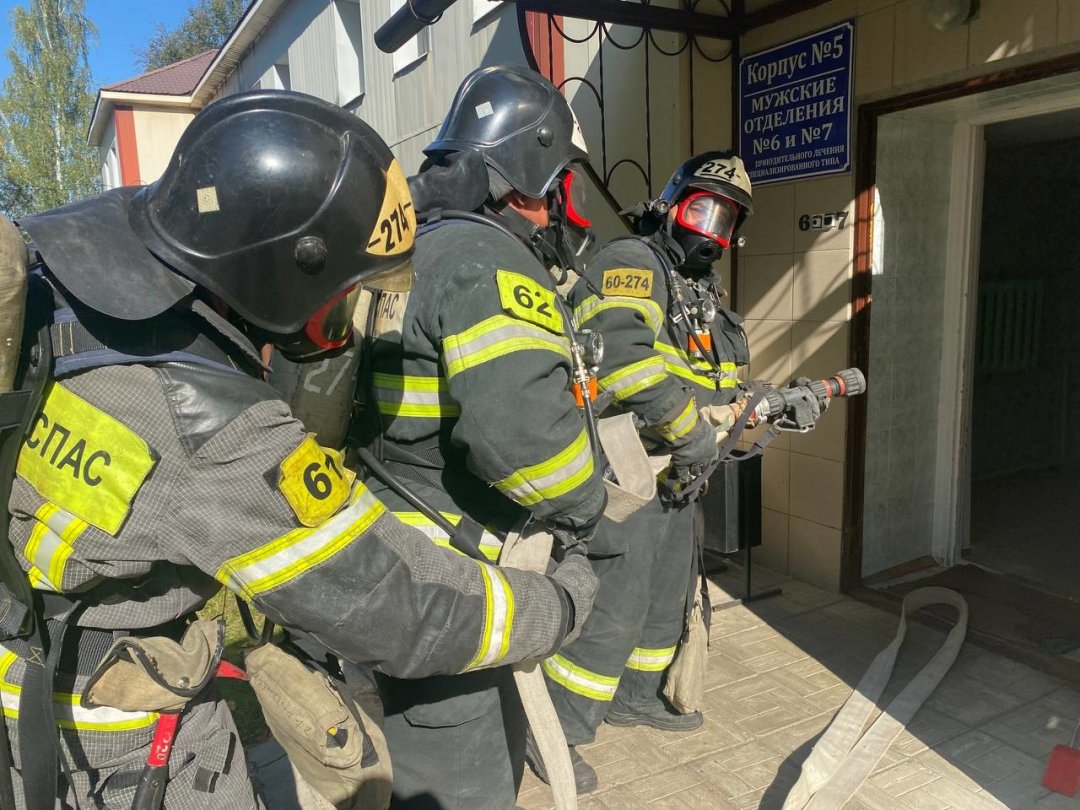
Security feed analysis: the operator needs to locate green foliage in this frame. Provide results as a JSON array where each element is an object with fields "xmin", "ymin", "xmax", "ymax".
[
  {"xmin": 136, "ymin": 0, "xmax": 246, "ymax": 72},
  {"xmin": 0, "ymin": 0, "xmax": 99, "ymax": 218}
]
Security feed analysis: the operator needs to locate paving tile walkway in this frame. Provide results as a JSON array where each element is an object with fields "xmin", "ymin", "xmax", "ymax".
[
  {"xmin": 516, "ymin": 564, "xmax": 1080, "ymax": 810},
  {"xmin": 250, "ymin": 562, "xmax": 1080, "ymax": 809}
]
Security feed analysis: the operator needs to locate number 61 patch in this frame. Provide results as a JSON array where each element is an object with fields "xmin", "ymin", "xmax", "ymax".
[
  {"xmin": 278, "ymin": 436, "xmax": 356, "ymax": 527},
  {"xmin": 496, "ymin": 269, "xmax": 564, "ymax": 334}
]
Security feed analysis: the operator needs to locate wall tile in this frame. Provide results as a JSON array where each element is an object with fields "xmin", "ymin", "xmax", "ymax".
[
  {"xmin": 789, "ymin": 453, "xmax": 845, "ymax": 529},
  {"xmin": 968, "ymin": 0, "xmax": 1058, "ymax": 66},
  {"xmin": 744, "ymin": 318, "xmax": 793, "ymax": 383},
  {"xmin": 761, "ymin": 446, "xmax": 790, "ymax": 513},
  {"xmin": 791, "ymin": 320, "xmax": 850, "ymax": 379},
  {"xmin": 1060, "ymin": 0, "xmax": 1080, "ymax": 44},
  {"xmin": 857, "ymin": 0, "xmax": 899, "ymax": 14},
  {"xmin": 793, "ymin": 175, "xmax": 857, "ymax": 254},
  {"xmin": 742, "ymin": 0, "xmax": 858, "ymax": 55},
  {"xmin": 740, "ymin": 182, "xmax": 795, "ymax": 257},
  {"xmin": 855, "ymin": 5, "xmax": 896, "ymax": 97},
  {"xmin": 793, "ymin": 397, "xmax": 848, "ymax": 462},
  {"xmin": 793, "ymin": 249, "xmax": 852, "ymax": 322},
  {"xmin": 789, "ymin": 516, "xmax": 842, "ymax": 592},
  {"xmin": 759, "ymin": 507, "xmax": 791, "ymax": 572},
  {"xmin": 892, "ymin": 0, "xmax": 969, "ymax": 88},
  {"xmin": 740, "ymin": 254, "xmax": 795, "ymax": 321}
]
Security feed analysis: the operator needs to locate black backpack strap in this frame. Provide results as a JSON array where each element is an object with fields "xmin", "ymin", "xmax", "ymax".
[{"xmin": 0, "ymin": 276, "xmax": 63, "ymax": 810}]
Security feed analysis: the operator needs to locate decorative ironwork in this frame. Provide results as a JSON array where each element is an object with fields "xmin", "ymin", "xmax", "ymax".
[{"xmin": 515, "ymin": 0, "xmax": 735, "ymax": 227}]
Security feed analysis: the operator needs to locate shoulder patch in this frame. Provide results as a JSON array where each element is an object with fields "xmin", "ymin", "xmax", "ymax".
[
  {"xmin": 17, "ymin": 383, "xmax": 158, "ymax": 536},
  {"xmin": 372, "ymin": 290, "xmax": 410, "ymax": 339},
  {"xmin": 496, "ymin": 269, "xmax": 564, "ymax": 334},
  {"xmin": 277, "ymin": 436, "xmax": 356, "ymax": 527},
  {"xmin": 601, "ymin": 268, "xmax": 654, "ymax": 299}
]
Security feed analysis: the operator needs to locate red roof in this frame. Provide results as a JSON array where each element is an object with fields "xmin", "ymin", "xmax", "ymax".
[{"xmin": 104, "ymin": 50, "xmax": 217, "ymax": 96}]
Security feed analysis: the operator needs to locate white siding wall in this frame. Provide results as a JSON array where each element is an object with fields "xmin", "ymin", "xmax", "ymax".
[{"xmin": 211, "ymin": 0, "xmax": 736, "ymax": 245}]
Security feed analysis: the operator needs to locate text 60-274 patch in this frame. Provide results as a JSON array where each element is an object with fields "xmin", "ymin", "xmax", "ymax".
[{"xmin": 601, "ymin": 268, "xmax": 653, "ymax": 298}]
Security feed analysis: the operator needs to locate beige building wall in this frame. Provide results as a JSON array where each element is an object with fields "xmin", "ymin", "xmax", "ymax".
[
  {"xmin": 735, "ymin": 0, "xmax": 1080, "ymax": 591},
  {"xmin": 131, "ymin": 107, "xmax": 197, "ymax": 185}
]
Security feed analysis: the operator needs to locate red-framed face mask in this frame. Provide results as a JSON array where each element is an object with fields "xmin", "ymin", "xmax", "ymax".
[
  {"xmin": 560, "ymin": 171, "xmax": 592, "ymax": 229},
  {"xmin": 302, "ymin": 284, "xmax": 361, "ymax": 352},
  {"xmin": 674, "ymin": 192, "xmax": 740, "ymax": 248}
]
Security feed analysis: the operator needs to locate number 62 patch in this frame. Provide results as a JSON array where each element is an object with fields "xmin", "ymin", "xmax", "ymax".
[
  {"xmin": 496, "ymin": 269, "xmax": 564, "ymax": 334},
  {"xmin": 278, "ymin": 436, "xmax": 356, "ymax": 527}
]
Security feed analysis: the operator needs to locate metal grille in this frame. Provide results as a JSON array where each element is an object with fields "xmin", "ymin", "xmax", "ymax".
[
  {"xmin": 514, "ymin": 1, "xmax": 736, "ymax": 225},
  {"xmin": 975, "ymin": 279, "xmax": 1043, "ymax": 374}
]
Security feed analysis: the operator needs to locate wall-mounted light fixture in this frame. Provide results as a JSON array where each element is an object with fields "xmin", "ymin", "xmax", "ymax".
[{"xmin": 925, "ymin": 0, "xmax": 978, "ymax": 31}]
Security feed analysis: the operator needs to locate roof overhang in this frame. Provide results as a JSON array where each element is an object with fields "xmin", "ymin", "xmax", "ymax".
[
  {"xmin": 87, "ymin": 90, "xmax": 201, "ymax": 147},
  {"xmin": 191, "ymin": 0, "xmax": 291, "ymax": 107}
]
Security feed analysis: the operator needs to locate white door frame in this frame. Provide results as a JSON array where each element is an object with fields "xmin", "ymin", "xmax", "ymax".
[{"xmin": 931, "ymin": 84, "xmax": 1080, "ymax": 565}]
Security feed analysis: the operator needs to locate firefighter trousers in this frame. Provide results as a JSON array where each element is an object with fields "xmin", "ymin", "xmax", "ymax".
[{"xmin": 543, "ymin": 495, "xmax": 696, "ymax": 745}]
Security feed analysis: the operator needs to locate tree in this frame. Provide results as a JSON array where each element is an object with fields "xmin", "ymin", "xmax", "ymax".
[
  {"xmin": 0, "ymin": 0, "xmax": 99, "ymax": 218},
  {"xmin": 136, "ymin": 0, "xmax": 246, "ymax": 72}
]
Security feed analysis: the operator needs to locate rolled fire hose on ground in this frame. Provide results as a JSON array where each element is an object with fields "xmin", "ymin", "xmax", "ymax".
[
  {"xmin": 782, "ymin": 587, "xmax": 1005, "ymax": 810},
  {"xmin": 0, "ymin": 218, "xmax": 28, "ymax": 394},
  {"xmin": 500, "ymin": 524, "xmax": 579, "ymax": 810}
]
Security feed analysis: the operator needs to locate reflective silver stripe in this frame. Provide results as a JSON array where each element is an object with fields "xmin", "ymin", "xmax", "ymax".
[
  {"xmin": 443, "ymin": 315, "xmax": 571, "ymax": 378},
  {"xmin": 599, "ymin": 355, "xmax": 667, "ymax": 402},
  {"xmin": 541, "ymin": 653, "xmax": 620, "ymax": 701},
  {"xmin": 657, "ymin": 398, "xmax": 699, "ymax": 442},
  {"xmin": 494, "ymin": 429, "xmax": 594, "ymax": 507},
  {"xmin": 24, "ymin": 503, "xmax": 83, "ymax": 593},
  {"xmin": 574, "ymin": 294, "xmax": 664, "ymax": 337},
  {"xmin": 217, "ymin": 484, "xmax": 385, "ymax": 599},
  {"xmin": 463, "ymin": 563, "xmax": 514, "ymax": 671},
  {"xmin": 371, "ymin": 372, "xmax": 461, "ymax": 418},
  {"xmin": 393, "ymin": 512, "xmax": 504, "ymax": 562},
  {"xmin": 0, "ymin": 647, "xmax": 156, "ymax": 731},
  {"xmin": 626, "ymin": 645, "xmax": 677, "ymax": 672}
]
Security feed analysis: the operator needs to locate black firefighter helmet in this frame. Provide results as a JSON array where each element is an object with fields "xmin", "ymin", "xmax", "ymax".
[
  {"xmin": 651, "ymin": 151, "xmax": 753, "ymax": 272},
  {"xmin": 424, "ymin": 63, "xmax": 588, "ymax": 200},
  {"xmin": 22, "ymin": 89, "xmax": 416, "ymax": 358}
]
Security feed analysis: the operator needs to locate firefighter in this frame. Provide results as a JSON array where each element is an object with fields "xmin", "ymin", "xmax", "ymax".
[
  {"xmin": 537, "ymin": 151, "xmax": 753, "ymax": 787},
  {"xmin": 0, "ymin": 90, "xmax": 597, "ymax": 809},
  {"xmin": 356, "ymin": 65, "xmax": 608, "ymax": 809}
]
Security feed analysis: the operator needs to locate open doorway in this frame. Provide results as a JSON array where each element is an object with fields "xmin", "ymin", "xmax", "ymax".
[
  {"xmin": 856, "ymin": 74, "xmax": 1080, "ymax": 673},
  {"xmin": 966, "ymin": 116, "xmax": 1080, "ymax": 608}
]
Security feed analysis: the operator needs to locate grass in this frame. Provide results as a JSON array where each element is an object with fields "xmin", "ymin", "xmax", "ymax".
[{"xmin": 198, "ymin": 589, "xmax": 271, "ymax": 745}]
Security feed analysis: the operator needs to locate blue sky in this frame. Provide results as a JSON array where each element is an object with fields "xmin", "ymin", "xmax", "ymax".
[{"xmin": 0, "ymin": 0, "xmax": 192, "ymax": 87}]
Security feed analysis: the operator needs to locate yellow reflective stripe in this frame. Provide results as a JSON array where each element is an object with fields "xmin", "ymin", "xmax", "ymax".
[
  {"xmin": 494, "ymin": 429, "xmax": 594, "ymax": 507},
  {"xmin": 626, "ymin": 645, "xmax": 677, "ymax": 672},
  {"xmin": 217, "ymin": 483, "xmax": 385, "ymax": 599},
  {"xmin": 372, "ymin": 373, "xmax": 461, "ymax": 419},
  {"xmin": 655, "ymin": 342, "xmax": 739, "ymax": 387},
  {"xmin": 394, "ymin": 510, "xmax": 463, "ymax": 526},
  {"xmin": 393, "ymin": 512, "xmax": 503, "ymax": 562},
  {"xmin": 573, "ymin": 294, "xmax": 663, "ymax": 337},
  {"xmin": 25, "ymin": 503, "xmax": 85, "ymax": 593},
  {"xmin": 0, "ymin": 646, "xmax": 156, "ymax": 731},
  {"xmin": 542, "ymin": 653, "xmax": 620, "ymax": 701},
  {"xmin": 599, "ymin": 355, "xmax": 667, "ymax": 402},
  {"xmin": 657, "ymin": 399, "xmax": 700, "ymax": 442},
  {"xmin": 442, "ymin": 315, "xmax": 571, "ymax": 379},
  {"xmin": 464, "ymin": 563, "xmax": 514, "ymax": 671}
]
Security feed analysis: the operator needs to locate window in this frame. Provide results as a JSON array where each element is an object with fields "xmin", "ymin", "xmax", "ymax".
[
  {"xmin": 333, "ymin": 0, "xmax": 364, "ymax": 105},
  {"xmin": 472, "ymin": 0, "xmax": 503, "ymax": 23},
  {"xmin": 102, "ymin": 143, "xmax": 120, "ymax": 191},
  {"xmin": 390, "ymin": 1, "xmax": 430, "ymax": 75}
]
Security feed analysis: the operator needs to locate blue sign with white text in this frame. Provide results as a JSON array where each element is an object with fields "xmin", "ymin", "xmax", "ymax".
[{"xmin": 739, "ymin": 20, "xmax": 853, "ymax": 185}]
